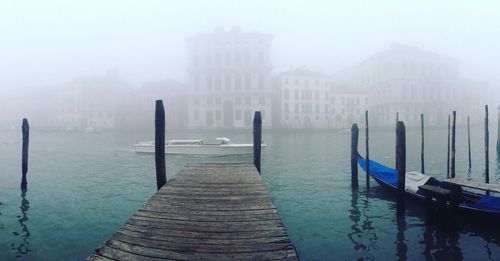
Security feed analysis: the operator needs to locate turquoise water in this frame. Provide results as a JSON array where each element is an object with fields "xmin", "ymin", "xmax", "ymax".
[{"xmin": 0, "ymin": 128, "xmax": 499, "ymax": 260}]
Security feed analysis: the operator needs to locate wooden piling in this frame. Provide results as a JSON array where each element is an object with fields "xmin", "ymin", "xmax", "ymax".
[
  {"xmin": 451, "ymin": 111, "xmax": 456, "ymax": 179},
  {"xmin": 396, "ymin": 121, "xmax": 406, "ymax": 217},
  {"xmin": 253, "ymin": 111, "xmax": 262, "ymax": 174},
  {"xmin": 497, "ymin": 106, "xmax": 500, "ymax": 159},
  {"xmin": 421, "ymin": 113, "xmax": 425, "ymax": 174},
  {"xmin": 155, "ymin": 100, "xmax": 166, "ymax": 191},
  {"xmin": 485, "ymin": 105, "xmax": 489, "ymax": 184},
  {"xmin": 351, "ymin": 123, "xmax": 359, "ymax": 188},
  {"xmin": 365, "ymin": 111, "xmax": 370, "ymax": 189},
  {"xmin": 21, "ymin": 119, "xmax": 29, "ymax": 190},
  {"xmin": 468, "ymin": 115, "xmax": 472, "ymax": 171},
  {"xmin": 447, "ymin": 115, "xmax": 451, "ymax": 178}
]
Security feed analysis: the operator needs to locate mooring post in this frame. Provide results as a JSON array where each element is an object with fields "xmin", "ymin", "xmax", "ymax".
[
  {"xmin": 447, "ymin": 115, "xmax": 451, "ymax": 178},
  {"xmin": 253, "ymin": 111, "xmax": 262, "ymax": 174},
  {"xmin": 497, "ymin": 106, "xmax": 500, "ymax": 159},
  {"xmin": 351, "ymin": 123, "xmax": 359, "ymax": 188},
  {"xmin": 485, "ymin": 105, "xmax": 489, "ymax": 185},
  {"xmin": 21, "ymin": 119, "xmax": 29, "ymax": 190},
  {"xmin": 421, "ymin": 113, "xmax": 425, "ymax": 174},
  {"xmin": 396, "ymin": 121, "xmax": 406, "ymax": 217},
  {"xmin": 468, "ymin": 115, "xmax": 472, "ymax": 171},
  {"xmin": 365, "ymin": 111, "xmax": 370, "ymax": 189},
  {"xmin": 155, "ymin": 100, "xmax": 166, "ymax": 190},
  {"xmin": 451, "ymin": 111, "xmax": 456, "ymax": 179}
]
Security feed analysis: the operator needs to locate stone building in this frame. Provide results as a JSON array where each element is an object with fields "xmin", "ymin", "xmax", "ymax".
[
  {"xmin": 339, "ymin": 44, "xmax": 461, "ymax": 127},
  {"xmin": 186, "ymin": 27, "xmax": 273, "ymax": 129},
  {"xmin": 275, "ymin": 68, "xmax": 368, "ymax": 129}
]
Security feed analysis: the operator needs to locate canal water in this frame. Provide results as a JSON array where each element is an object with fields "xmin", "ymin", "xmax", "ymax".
[{"xmin": 0, "ymin": 127, "xmax": 499, "ymax": 260}]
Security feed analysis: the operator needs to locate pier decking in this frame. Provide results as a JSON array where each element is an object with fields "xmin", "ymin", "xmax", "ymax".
[{"xmin": 88, "ymin": 162, "xmax": 298, "ymax": 260}]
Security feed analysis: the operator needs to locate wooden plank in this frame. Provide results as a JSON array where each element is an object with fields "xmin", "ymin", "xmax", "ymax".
[
  {"xmin": 88, "ymin": 163, "xmax": 298, "ymax": 260},
  {"xmin": 443, "ymin": 178, "xmax": 500, "ymax": 193}
]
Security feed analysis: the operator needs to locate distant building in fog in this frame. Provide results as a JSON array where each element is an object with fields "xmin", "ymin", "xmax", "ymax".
[
  {"xmin": 339, "ymin": 44, "xmax": 461, "ymax": 127},
  {"xmin": 275, "ymin": 67, "xmax": 367, "ymax": 129},
  {"xmin": 48, "ymin": 72, "xmax": 122, "ymax": 131},
  {"xmin": 117, "ymin": 80, "xmax": 187, "ymax": 130},
  {"xmin": 186, "ymin": 27, "xmax": 273, "ymax": 129}
]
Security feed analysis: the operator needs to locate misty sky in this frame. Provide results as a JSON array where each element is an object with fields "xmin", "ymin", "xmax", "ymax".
[{"xmin": 1, "ymin": 0, "xmax": 500, "ymax": 89}]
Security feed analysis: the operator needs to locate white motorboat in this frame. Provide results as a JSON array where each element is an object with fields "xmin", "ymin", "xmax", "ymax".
[{"xmin": 134, "ymin": 137, "xmax": 266, "ymax": 156}]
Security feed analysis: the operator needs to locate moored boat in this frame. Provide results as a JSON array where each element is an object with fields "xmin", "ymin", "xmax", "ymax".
[
  {"xmin": 134, "ymin": 137, "xmax": 266, "ymax": 156},
  {"xmin": 357, "ymin": 155, "xmax": 500, "ymax": 218}
]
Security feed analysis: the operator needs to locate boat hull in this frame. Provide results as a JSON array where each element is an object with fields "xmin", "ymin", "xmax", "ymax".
[{"xmin": 134, "ymin": 144, "xmax": 265, "ymax": 156}]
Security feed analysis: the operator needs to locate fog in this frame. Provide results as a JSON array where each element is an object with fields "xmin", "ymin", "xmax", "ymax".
[{"xmin": 1, "ymin": 0, "xmax": 499, "ymax": 130}]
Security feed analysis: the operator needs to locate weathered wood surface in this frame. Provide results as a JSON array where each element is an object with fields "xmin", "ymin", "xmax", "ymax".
[
  {"xmin": 443, "ymin": 178, "xmax": 500, "ymax": 193},
  {"xmin": 88, "ymin": 163, "xmax": 298, "ymax": 260}
]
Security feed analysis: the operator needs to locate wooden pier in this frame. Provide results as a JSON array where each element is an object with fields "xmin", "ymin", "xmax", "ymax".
[{"xmin": 88, "ymin": 162, "xmax": 298, "ymax": 260}]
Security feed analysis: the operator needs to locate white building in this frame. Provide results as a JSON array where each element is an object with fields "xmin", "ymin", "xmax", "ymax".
[
  {"xmin": 339, "ymin": 44, "xmax": 461, "ymax": 127},
  {"xmin": 186, "ymin": 27, "xmax": 273, "ymax": 129},
  {"xmin": 275, "ymin": 68, "xmax": 368, "ymax": 129}
]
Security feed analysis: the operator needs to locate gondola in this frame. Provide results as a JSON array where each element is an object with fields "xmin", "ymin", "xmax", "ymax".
[{"xmin": 357, "ymin": 155, "xmax": 500, "ymax": 218}]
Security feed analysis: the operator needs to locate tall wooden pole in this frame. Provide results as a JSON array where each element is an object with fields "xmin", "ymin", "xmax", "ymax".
[
  {"xmin": 351, "ymin": 123, "xmax": 359, "ymax": 188},
  {"xmin": 497, "ymin": 106, "xmax": 500, "ymax": 159},
  {"xmin": 155, "ymin": 100, "xmax": 166, "ymax": 190},
  {"xmin": 365, "ymin": 111, "xmax": 370, "ymax": 189},
  {"xmin": 446, "ymin": 115, "xmax": 451, "ymax": 178},
  {"xmin": 421, "ymin": 113, "xmax": 425, "ymax": 174},
  {"xmin": 451, "ymin": 111, "xmax": 456, "ymax": 179},
  {"xmin": 253, "ymin": 111, "xmax": 262, "ymax": 174},
  {"xmin": 396, "ymin": 121, "xmax": 406, "ymax": 217},
  {"xmin": 468, "ymin": 115, "xmax": 472, "ymax": 171},
  {"xmin": 485, "ymin": 105, "xmax": 489, "ymax": 184},
  {"xmin": 21, "ymin": 119, "xmax": 29, "ymax": 190}
]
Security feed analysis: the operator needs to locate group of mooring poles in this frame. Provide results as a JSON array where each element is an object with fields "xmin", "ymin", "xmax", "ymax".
[
  {"xmin": 351, "ymin": 105, "xmax": 499, "ymax": 217},
  {"xmin": 153, "ymin": 100, "xmax": 263, "ymax": 190},
  {"xmin": 351, "ymin": 113, "xmax": 408, "ymax": 216}
]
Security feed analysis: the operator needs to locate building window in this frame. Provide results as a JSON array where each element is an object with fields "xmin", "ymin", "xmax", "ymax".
[
  {"xmin": 216, "ymin": 97, "xmax": 221, "ymax": 105},
  {"xmin": 284, "ymin": 89, "xmax": 289, "ymax": 99},
  {"xmin": 245, "ymin": 96, "xmax": 251, "ymax": 105},
  {"xmin": 194, "ymin": 98, "xmax": 200, "ymax": 106},
  {"xmin": 244, "ymin": 73, "xmax": 251, "ymax": 89},
  {"xmin": 235, "ymin": 74, "xmax": 241, "ymax": 90},
  {"xmin": 284, "ymin": 103, "xmax": 289, "ymax": 113},
  {"xmin": 236, "ymin": 96, "xmax": 242, "ymax": 105},
  {"xmin": 295, "ymin": 104, "xmax": 299, "ymax": 113},
  {"xmin": 194, "ymin": 74, "xmax": 200, "ymax": 90},
  {"xmin": 225, "ymin": 53, "xmax": 231, "ymax": 65},
  {"xmin": 244, "ymin": 52, "xmax": 250, "ymax": 65},
  {"xmin": 206, "ymin": 110, "xmax": 213, "ymax": 126},
  {"xmin": 258, "ymin": 73, "xmax": 265, "ymax": 89},
  {"xmin": 216, "ymin": 110, "xmax": 221, "ymax": 121},
  {"xmin": 261, "ymin": 110, "xmax": 265, "ymax": 120},
  {"xmin": 194, "ymin": 110, "xmax": 199, "ymax": 120},
  {"xmin": 258, "ymin": 52, "xmax": 264, "ymax": 64},
  {"xmin": 235, "ymin": 110, "xmax": 242, "ymax": 120},
  {"xmin": 215, "ymin": 74, "xmax": 221, "ymax": 90},
  {"xmin": 259, "ymin": 96, "xmax": 265, "ymax": 105},
  {"xmin": 207, "ymin": 97, "xmax": 213, "ymax": 105},
  {"xmin": 235, "ymin": 53, "xmax": 241, "ymax": 64},
  {"xmin": 244, "ymin": 110, "xmax": 252, "ymax": 126},
  {"xmin": 295, "ymin": 89, "xmax": 299, "ymax": 99},
  {"xmin": 207, "ymin": 74, "xmax": 213, "ymax": 90},
  {"xmin": 225, "ymin": 74, "xmax": 231, "ymax": 91}
]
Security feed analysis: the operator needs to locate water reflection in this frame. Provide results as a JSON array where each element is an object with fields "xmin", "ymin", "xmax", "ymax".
[
  {"xmin": 395, "ymin": 215, "xmax": 407, "ymax": 260},
  {"xmin": 11, "ymin": 189, "xmax": 31, "ymax": 257},
  {"xmin": 348, "ymin": 189, "xmax": 377, "ymax": 259}
]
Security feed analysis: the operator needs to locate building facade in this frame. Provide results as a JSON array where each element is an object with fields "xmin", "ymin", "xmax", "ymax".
[
  {"xmin": 339, "ymin": 44, "xmax": 461, "ymax": 127},
  {"xmin": 275, "ymin": 68, "xmax": 367, "ymax": 129},
  {"xmin": 186, "ymin": 27, "xmax": 273, "ymax": 129}
]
